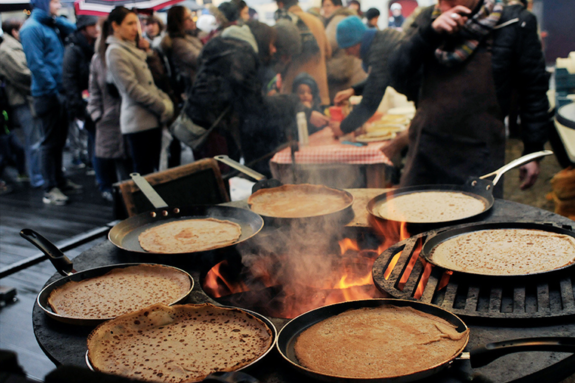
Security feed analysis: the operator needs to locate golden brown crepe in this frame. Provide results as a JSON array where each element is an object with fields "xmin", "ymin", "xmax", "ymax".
[
  {"xmin": 378, "ymin": 191, "xmax": 486, "ymax": 223},
  {"xmin": 47, "ymin": 265, "xmax": 191, "ymax": 319},
  {"xmin": 248, "ymin": 184, "xmax": 353, "ymax": 218},
  {"xmin": 87, "ymin": 303, "xmax": 273, "ymax": 383},
  {"xmin": 138, "ymin": 218, "xmax": 242, "ymax": 254},
  {"xmin": 295, "ymin": 306, "xmax": 468, "ymax": 379},
  {"xmin": 429, "ymin": 229, "xmax": 575, "ymax": 275}
]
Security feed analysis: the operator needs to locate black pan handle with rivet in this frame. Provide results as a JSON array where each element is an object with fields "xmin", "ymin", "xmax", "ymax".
[
  {"xmin": 20, "ymin": 229, "xmax": 75, "ymax": 277},
  {"xmin": 467, "ymin": 337, "xmax": 575, "ymax": 368}
]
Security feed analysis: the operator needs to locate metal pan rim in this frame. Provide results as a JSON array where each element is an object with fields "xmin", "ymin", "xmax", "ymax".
[
  {"xmin": 38, "ymin": 263, "xmax": 194, "ymax": 323},
  {"xmin": 366, "ymin": 186, "xmax": 492, "ymax": 224},
  {"xmin": 421, "ymin": 222, "xmax": 575, "ymax": 278},
  {"xmin": 108, "ymin": 205, "xmax": 264, "ymax": 255},
  {"xmin": 85, "ymin": 304, "xmax": 277, "ymax": 374},
  {"xmin": 276, "ymin": 298, "xmax": 469, "ymax": 382}
]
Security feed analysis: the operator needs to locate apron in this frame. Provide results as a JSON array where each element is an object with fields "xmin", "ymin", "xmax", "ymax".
[{"xmin": 400, "ymin": 37, "xmax": 506, "ymax": 198}]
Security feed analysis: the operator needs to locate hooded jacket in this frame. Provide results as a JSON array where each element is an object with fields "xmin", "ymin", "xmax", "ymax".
[
  {"xmin": 62, "ymin": 30, "xmax": 95, "ymax": 119},
  {"xmin": 19, "ymin": 0, "xmax": 76, "ymax": 97},
  {"xmin": 0, "ymin": 34, "xmax": 32, "ymax": 107}
]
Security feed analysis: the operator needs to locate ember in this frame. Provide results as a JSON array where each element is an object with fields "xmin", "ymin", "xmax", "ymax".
[{"xmin": 202, "ymin": 222, "xmax": 412, "ymax": 318}]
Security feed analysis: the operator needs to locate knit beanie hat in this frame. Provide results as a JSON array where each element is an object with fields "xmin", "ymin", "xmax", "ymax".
[
  {"xmin": 336, "ymin": 15, "xmax": 367, "ymax": 48},
  {"xmin": 292, "ymin": 72, "xmax": 320, "ymax": 100},
  {"xmin": 76, "ymin": 15, "xmax": 98, "ymax": 30},
  {"xmin": 221, "ymin": 24, "xmax": 258, "ymax": 53}
]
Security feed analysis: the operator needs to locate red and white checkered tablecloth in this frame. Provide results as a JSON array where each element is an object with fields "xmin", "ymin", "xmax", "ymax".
[{"xmin": 271, "ymin": 128, "xmax": 393, "ymax": 166}]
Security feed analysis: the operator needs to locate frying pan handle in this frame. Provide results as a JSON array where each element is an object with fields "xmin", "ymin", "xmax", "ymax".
[
  {"xmin": 20, "ymin": 229, "xmax": 74, "ymax": 277},
  {"xmin": 130, "ymin": 173, "xmax": 169, "ymax": 209},
  {"xmin": 479, "ymin": 150, "xmax": 553, "ymax": 186},
  {"xmin": 469, "ymin": 337, "xmax": 575, "ymax": 368},
  {"xmin": 214, "ymin": 155, "xmax": 266, "ymax": 182}
]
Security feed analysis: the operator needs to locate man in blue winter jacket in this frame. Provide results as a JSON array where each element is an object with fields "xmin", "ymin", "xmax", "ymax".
[{"xmin": 20, "ymin": 0, "xmax": 83, "ymax": 205}]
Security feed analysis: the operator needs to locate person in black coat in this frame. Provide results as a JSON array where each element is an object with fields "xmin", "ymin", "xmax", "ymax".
[
  {"xmin": 62, "ymin": 15, "xmax": 100, "ymax": 170},
  {"xmin": 387, "ymin": 0, "xmax": 550, "ymax": 194}
]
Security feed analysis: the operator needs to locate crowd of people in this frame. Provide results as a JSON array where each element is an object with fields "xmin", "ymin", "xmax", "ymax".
[{"xmin": 0, "ymin": 0, "xmax": 550, "ymax": 205}]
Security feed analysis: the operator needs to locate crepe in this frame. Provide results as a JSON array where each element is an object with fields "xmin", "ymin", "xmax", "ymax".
[
  {"xmin": 48, "ymin": 265, "xmax": 191, "ymax": 319},
  {"xmin": 248, "ymin": 184, "xmax": 353, "ymax": 218},
  {"xmin": 378, "ymin": 191, "xmax": 486, "ymax": 223},
  {"xmin": 139, "ymin": 218, "xmax": 242, "ymax": 254},
  {"xmin": 87, "ymin": 303, "xmax": 273, "ymax": 383},
  {"xmin": 356, "ymin": 131, "xmax": 396, "ymax": 143},
  {"xmin": 295, "ymin": 306, "xmax": 468, "ymax": 379},
  {"xmin": 429, "ymin": 229, "xmax": 575, "ymax": 275}
]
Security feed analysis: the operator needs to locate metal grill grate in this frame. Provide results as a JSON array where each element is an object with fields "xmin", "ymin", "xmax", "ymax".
[{"xmin": 372, "ymin": 223, "xmax": 575, "ymax": 320}]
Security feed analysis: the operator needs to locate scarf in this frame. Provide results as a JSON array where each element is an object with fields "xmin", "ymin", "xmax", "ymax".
[{"xmin": 433, "ymin": 0, "xmax": 503, "ymax": 66}]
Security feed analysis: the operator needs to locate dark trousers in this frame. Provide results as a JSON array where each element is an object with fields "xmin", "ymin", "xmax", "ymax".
[
  {"xmin": 34, "ymin": 94, "xmax": 68, "ymax": 192},
  {"xmin": 93, "ymin": 156, "xmax": 132, "ymax": 193},
  {"xmin": 125, "ymin": 128, "xmax": 162, "ymax": 175},
  {"xmin": 0, "ymin": 132, "xmax": 26, "ymax": 177}
]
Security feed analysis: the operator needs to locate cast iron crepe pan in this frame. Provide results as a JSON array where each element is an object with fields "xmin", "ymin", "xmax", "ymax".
[
  {"xmin": 367, "ymin": 150, "xmax": 553, "ymax": 226},
  {"xmin": 21, "ymin": 229, "xmax": 194, "ymax": 326},
  {"xmin": 108, "ymin": 173, "xmax": 264, "ymax": 254},
  {"xmin": 420, "ymin": 221, "xmax": 575, "ymax": 278},
  {"xmin": 84, "ymin": 305, "xmax": 278, "ymax": 375},
  {"xmin": 214, "ymin": 155, "xmax": 354, "ymax": 221},
  {"xmin": 277, "ymin": 298, "xmax": 575, "ymax": 383}
]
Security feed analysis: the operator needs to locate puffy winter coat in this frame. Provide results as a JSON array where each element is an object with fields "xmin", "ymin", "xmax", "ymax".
[
  {"xmin": 0, "ymin": 34, "xmax": 31, "ymax": 107},
  {"xmin": 20, "ymin": 8, "xmax": 76, "ymax": 97},
  {"xmin": 391, "ymin": 4, "xmax": 550, "ymax": 154}
]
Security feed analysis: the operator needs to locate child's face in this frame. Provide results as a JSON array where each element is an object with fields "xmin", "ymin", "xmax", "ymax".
[{"xmin": 297, "ymin": 84, "xmax": 313, "ymax": 108}]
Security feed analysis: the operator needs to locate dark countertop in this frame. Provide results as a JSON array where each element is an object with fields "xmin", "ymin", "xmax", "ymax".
[{"xmin": 33, "ymin": 199, "xmax": 575, "ymax": 383}]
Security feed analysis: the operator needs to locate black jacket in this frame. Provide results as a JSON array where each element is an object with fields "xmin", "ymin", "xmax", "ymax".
[
  {"xmin": 185, "ymin": 37, "xmax": 300, "ymax": 172},
  {"xmin": 62, "ymin": 31, "xmax": 94, "ymax": 120},
  {"xmin": 340, "ymin": 28, "xmax": 403, "ymax": 134},
  {"xmin": 391, "ymin": 4, "xmax": 550, "ymax": 154}
]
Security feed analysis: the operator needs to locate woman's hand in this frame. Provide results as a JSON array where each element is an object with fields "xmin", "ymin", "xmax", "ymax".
[
  {"xmin": 432, "ymin": 5, "xmax": 471, "ymax": 34},
  {"xmin": 310, "ymin": 111, "xmax": 330, "ymax": 128},
  {"xmin": 334, "ymin": 88, "xmax": 354, "ymax": 105},
  {"xmin": 519, "ymin": 161, "xmax": 540, "ymax": 190},
  {"xmin": 138, "ymin": 37, "xmax": 151, "ymax": 52},
  {"xmin": 329, "ymin": 121, "xmax": 344, "ymax": 137}
]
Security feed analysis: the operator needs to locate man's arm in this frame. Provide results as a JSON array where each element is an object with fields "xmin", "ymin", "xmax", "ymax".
[
  {"xmin": 515, "ymin": 11, "xmax": 550, "ymax": 156},
  {"xmin": 20, "ymin": 27, "xmax": 58, "ymax": 96},
  {"xmin": 340, "ymin": 29, "xmax": 403, "ymax": 134}
]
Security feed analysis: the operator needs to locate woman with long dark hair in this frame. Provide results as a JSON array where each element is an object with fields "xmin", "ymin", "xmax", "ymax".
[
  {"xmin": 105, "ymin": 6, "xmax": 173, "ymax": 175},
  {"xmin": 87, "ymin": 19, "xmax": 132, "ymax": 202},
  {"xmin": 161, "ymin": 5, "xmax": 203, "ymax": 92}
]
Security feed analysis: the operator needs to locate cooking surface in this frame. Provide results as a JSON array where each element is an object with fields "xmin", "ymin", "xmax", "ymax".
[{"xmin": 33, "ymin": 199, "xmax": 575, "ymax": 382}]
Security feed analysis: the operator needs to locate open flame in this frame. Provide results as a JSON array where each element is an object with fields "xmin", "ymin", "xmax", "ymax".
[{"xmin": 202, "ymin": 234, "xmax": 390, "ymax": 318}]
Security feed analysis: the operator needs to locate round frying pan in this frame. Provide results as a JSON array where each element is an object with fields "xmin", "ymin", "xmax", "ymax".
[
  {"xmin": 84, "ymin": 305, "xmax": 278, "ymax": 374},
  {"xmin": 277, "ymin": 299, "xmax": 575, "ymax": 383},
  {"xmin": 108, "ymin": 173, "xmax": 264, "ymax": 254},
  {"xmin": 214, "ymin": 155, "xmax": 354, "ymax": 221},
  {"xmin": 367, "ymin": 150, "xmax": 553, "ymax": 225},
  {"xmin": 420, "ymin": 221, "xmax": 575, "ymax": 278},
  {"xmin": 22, "ymin": 229, "xmax": 194, "ymax": 326}
]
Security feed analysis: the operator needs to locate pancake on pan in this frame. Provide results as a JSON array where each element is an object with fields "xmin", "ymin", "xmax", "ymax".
[
  {"xmin": 378, "ymin": 191, "xmax": 486, "ymax": 223},
  {"xmin": 295, "ymin": 306, "xmax": 468, "ymax": 379},
  {"xmin": 138, "ymin": 218, "xmax": 241, "ymax": 253},
  {"xmin": 47, "ymin": 265, "xmax": 191, "ymax": 319},
  {"xmin": 429, "ymin": 228, "xmax": 575, "ymax": 275},
  {"xmin": 248, "ymin": 184, "xmax": 352, "ymax": 218},
  {"xmin": 87, "ymin": 303, "xmax": 273, "ymax": 383}
]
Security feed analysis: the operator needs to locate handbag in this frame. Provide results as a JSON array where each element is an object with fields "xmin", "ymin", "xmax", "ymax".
[{"xmin": 169, "ymin": 102, "xmax": 230, "ymax": 150}]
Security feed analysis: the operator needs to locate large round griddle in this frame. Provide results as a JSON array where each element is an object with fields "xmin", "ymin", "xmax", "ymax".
[
  {"xmin": 368, "ymin": 151, "xmax": 553, "ymax": 225},
  {"xmin": 421, "ymin": 221, "xmax": 575, "ymax": 278},
  {"xmin": 109, "ymin": 173, "xmax": 264, "ymax": 255}
]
